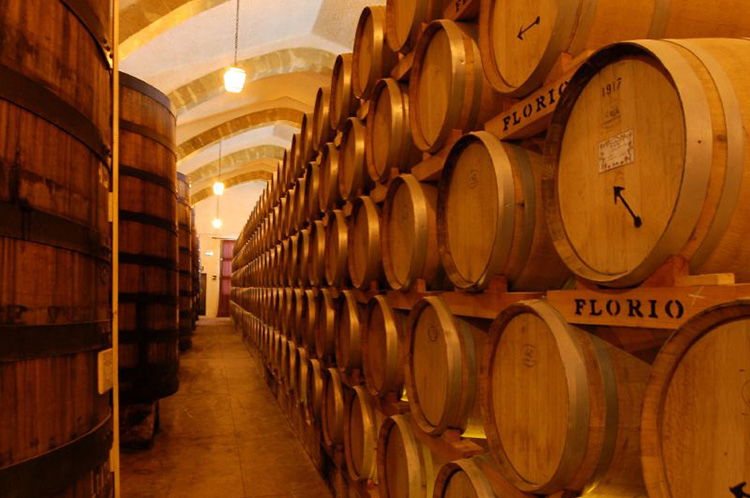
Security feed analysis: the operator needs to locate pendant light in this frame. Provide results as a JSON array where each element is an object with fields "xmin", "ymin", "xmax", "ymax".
[
  {"xmin": 223, "ymin": 0, "xmax": 246, "ymax": 93},
  {"xmin": 212, "ymin": 192, "xmax": 223, "ymax": 229},
  {"xmin": 212, "ymin": 141, "xmax": 225, "ymax": 196}
]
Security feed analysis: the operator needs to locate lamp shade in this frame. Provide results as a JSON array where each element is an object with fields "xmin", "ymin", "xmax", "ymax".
[
  {"xmin": 224, "ymin": 66, "xmax": 246, "ymax": 93},
  {"xmin": 213, "ymin": 181, "xmax": 225, "ymax": 196}
]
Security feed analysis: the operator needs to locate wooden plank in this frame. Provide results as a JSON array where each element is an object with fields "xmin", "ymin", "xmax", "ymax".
[{"xmin": 546, "ymin": 283, "xmax": 750, "ymax": 329}]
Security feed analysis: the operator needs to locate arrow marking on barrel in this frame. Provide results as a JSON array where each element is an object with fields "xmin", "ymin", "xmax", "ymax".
[
  {"xmin": 613, "ymin": 186, "xmax": 642, "ymax": 228},
  {"xmin": 517, "ymin": 16, "xmax": 541, "ymax": 40}
]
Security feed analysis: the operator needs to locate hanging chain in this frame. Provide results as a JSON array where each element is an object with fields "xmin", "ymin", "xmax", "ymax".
[{"xmin": 233, "ymin": 0, "xmax": 240, "ymax": 65}]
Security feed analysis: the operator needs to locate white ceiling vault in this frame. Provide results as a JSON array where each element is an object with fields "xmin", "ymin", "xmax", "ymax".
[{"xmin": 119, "ymin": 0, "xmax": 384, "ymax": 237}]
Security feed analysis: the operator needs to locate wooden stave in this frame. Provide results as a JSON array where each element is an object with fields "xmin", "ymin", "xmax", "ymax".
[
  {"xmin": 348, "ymin": 195, "xmax": 385, "ymax": 289},
  {"xmin": 352, "ymin": 5, "xmax": 399, "ymax": 100},
  {"xmin": 330, "ymin": 53, "xmax": 358, "ymax": 131},
  {"xmin": 382, "ymin": 174, "xmax": 444, "ymax": 291},
  {"xmin": 404, "ymin": 296, "xmax": 485, "ymax": 437},
  {"xmin": 543, "ymin": 39, "xmax": 750, "ymax": 287},
  {"xmin": 409, "ymin": 19, "xmax": 502, "ymax": 153},
  {"xmin": 481, "ymin": 299, "xmax": 649, "ymax": 495},
  {"xmin": 438, "ymin": 131, "xmax": 569, "ymax": 291},
  {"xmin": 119, "ymin": 74, "xmax": 180, "ymax": 404},
  {"xmin": 339, "ymin": 117, "xmax": 371, "ymax": 201},
  {"xmin": 366, "ymin": 78, "xmax": 422, "ymax": 183},
  {"xmin": 362, "ymin": 295, "xmax": 406, "ymax": 399},
  {"xmin": 641, "ymin": 299, "xmax": 750, "ymax": 498}
]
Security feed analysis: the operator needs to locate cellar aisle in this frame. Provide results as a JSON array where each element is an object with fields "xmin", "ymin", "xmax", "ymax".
[{"xmin": 121, "ymin": 318, "xmax": 331, "ymax": 498}]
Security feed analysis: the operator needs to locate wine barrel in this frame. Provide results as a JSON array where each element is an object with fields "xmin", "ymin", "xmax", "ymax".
[
  {"xmin": 544, "ymin": 39, "xmax": 750, "ymax": 287},
  {"xmin": 433, "ymin": 460, "xmax": 497, "ymax": 498},
  {"xmin": 641, "ymin": 300, "xmax": 750, "ymax": 498},
  {"xmin": 119, "ymin": 73, "xmax": 180, "ymax": 409},
  {"xmin": 290, "ymin": 288, "xmax": 305, "ymax": 344},
  {"xmin": 322, "ymin": 367, "xmax": 346, "ymax": 446},
  {"xmin": 306, "ymin": 357, "xmax": 326, "ymax": 423},
  {"xmin": 382, "ymin": 174, "xmax": 444, "ymax": 291},
  {"xmin": 286, "ymin": 339, "xmax": 298, "ymax": 394},
  {"xmin": 335, "ymin": 290, "xmax": 364, "ymax": 375},
  {"xmin": 315, "ymin": 288, "xmax": 338, "ymax": 361},
  {"xmin": 352, "ymin": 6, "xmax": 399, "ymax": 100},
  {"xmin": 300, "ymin": 113, "xmax": 315, "ymax": 170},
  {"xmin": 0, "ymin": 0, "xmax": 114, "ymax": 494},
  {"xmin": 304, "ymin": 160, "xmax": 320, "ymax": 222},
  {"xmin": 296, "ymin": 228, "xmax": 310, "ymax": 287},
  {"xmin": 438, "ymin": 131, "xmax": 569, "ymax": 291},
  {"xmin": 479, "ymin": 0, "xmax": 750, "ymax": 98},
  {"xmin": 377, "ymin": 415, "xmax": 442, "ymax": 497},
  {"xmin": 177, "ymin": 174, "xmax": 193, "ymax": 350},
  {"xmin": 366, "ymin": 78, "xmax": 422, "ymax": 183},
  {"xmin": 308, "ymin": 219, "xmax": 327, "ymax": 286},
  {"xmin": 295, "ymin": 347, "xmax": 310, "ymax": 405},
  {"xmin": 330, "ymin": 53, "xmax": 358, "ymax": 131},
  {"xmin": 289, "ymin": 133, "xmax": 301, "ymax": 185},
  {"xmin": 313, "ymin": 87, "xmax": 335, "ymax": 152},
  {"xmin": 344, "ymin": 386, "xmax": 380, "ymax": 482},
  {"xmin": 190, "ymin": 209, "xmax": 200, "ymax": 328},
  {"xmin": 385, "ymin": 0, "xmax": 442, "ymax": 53},
  {"xmin": 348, "ymin": 196, "xmax": 384, "ymax": 289},
  {"xmin": 319, "ymin": 143, "xmax": 342, "ymax": 211},
  {"xmin": 339, "ymin": 117, "xmax": 371, "ymax": 201},
  {"xmin": 410, "ymin": 20, "xmax": 502, "ymax": 153},
  {"xmin": 293, "ymin": 176, "xmax": 307, "ymax": 230},
  {"xmin": 405, "ymin": 296, "xmax": 486, "ymax": 437},
  {"xmin": 325, "ymin": 209, "xmax": 349, "ymax": 288},
  {"xmin": 482, "ymin": 299, "xmax": 649, "ymax": 495},
  {"xmin": 363, "ymin": 295, "xmax": 406, "ymax": 398}
]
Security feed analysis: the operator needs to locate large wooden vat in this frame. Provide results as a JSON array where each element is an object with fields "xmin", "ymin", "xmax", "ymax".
[
  {"xmin": 363, "ymin": 295, "xmax": 406, "ymax": 399},
  {"xmin": 479, "ymin": 0, "xmax": 750, "ymax": 97},
  {"xmin": 438, "ymin": 131, "xmax": 569, "ymax": 291},
  {"xmin": 385, "ymin": 0, "xmax": 442, "ymax": 53},
  {"xmin": 366, "ymin": 78, "xmax": 421, "ymax": 183},
  {"xmin": 377, "ymin": 414, "xmax": 442, "ymax": 498},
  {"xmin": 348, "ymin": 196, "xmax": 384, "ymax": 289},
  {"xmin": 544, "ymin": 39, "xmax": 750, "ymax": 287},
  {"xmin": 176, "ymin": 172, "xmax": 193, "ymax": 349},
  {"xmin": 352, "ymin": 6, "xmax": 399, "ymax": 100},
  {"xmin": 382, "ymin": 174, "xmax": 443, "ymax": 290},
  {"xmin": 409, "ymin": 20, "xmax": 502, "ymax": 153},
  {"xmin": 330, "ymin": 53, "xmax": 358, "ymax": 131},
  {"xmin": 482, "ymin": 300, "xmax": 649, "ymax": 495},
  {"xmin": 119, "ymin": 73, "xmax": 180, "ymax": 406},
  {"xmin": 344, "ymin": 386, "xmax": 380, "ymax": 482},
  {"xmin": 0, "ymin": 0, "xmax": 114, "ymax": 495},
  {"xmin": 641, "ymin": 300, "xmax": 750, "ymax": 498},
  {"xmin": 405, "ymin": 296, "xmax": 485, "ymax": 437}
]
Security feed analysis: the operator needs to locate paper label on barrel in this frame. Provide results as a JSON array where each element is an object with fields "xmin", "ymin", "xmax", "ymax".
[{"xmin": 598, "ymin": 129, "xmax": 634, "ymax": 173}]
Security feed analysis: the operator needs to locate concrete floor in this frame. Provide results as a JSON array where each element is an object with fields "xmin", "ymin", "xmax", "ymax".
[{"xmin": 121, "ymin": 318, "xmax": 331, "ymax": 498}]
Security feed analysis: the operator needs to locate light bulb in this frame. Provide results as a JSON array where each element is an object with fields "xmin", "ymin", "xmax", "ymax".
[
  {"xmin": 212, "ymin": 181, "xmax": 225, "ymax": 196},
  {"xmin": 212, "ymin": 218, "xmax": 223, "ymax": 229},
  {"xmin": 223, "ymin": 67, "xmax": 246, "ymax": 93}
]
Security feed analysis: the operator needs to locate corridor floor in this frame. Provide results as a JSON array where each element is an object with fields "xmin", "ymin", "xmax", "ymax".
[{"xmin": 121, "ymin": 318, "xmax": 331, "ymax": 498}]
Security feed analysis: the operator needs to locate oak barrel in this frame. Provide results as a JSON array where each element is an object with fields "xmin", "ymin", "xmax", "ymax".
[
  {"xmin": 299, "ymin": 113, "xmax": 315, "ymax": 170},
  {"xmin": 344, "ymin": 386, "xmax": 380, "ymax": 482},
  {"xmin": 330, "ymin": 53, "xmax": 358, "ymax": 131},
  {"xmin": 385, "ymin": 0, "xmax": 442, "ymax": 53},
  {"xmin": 545, "ymin": 39, "xmax": 750, "ymax": 287},
  {"xmin": 382, "ymin": 174, "xmax": 443, "ymax": 291},
  {"xmin": 366, "ymin": 78, "xmax": 421, "ymax": 183},
  {"xmin": 348, "ymin": 195, "xmax": 384, "ymax": 289},
  {"xmin": 119, "ymin": 73, "xmax": 180, "ymax": 405},
  {"xmin": 433, "ymin": 460, "xmax": 497, "ymax": 498},
  {"xmin": 479, "ymin": 0, "xmax": 750, "ymax": 97},
  {"xmin": 352, "ymin": 6, "xmax": 399, "ymax": 100},
  {"xmin": 363, "ymin": 295, "xmax": 406, "ymax": 399},
  {"xmin": 177, "ymin": 173, "xmax": 193, "ymax": 349},
  {"xmin": 325, "ymin": 209, "xmax": 349, "ymax": 288},
  {"xmin": 405, "ymin": 296, "xmax": 486, "ymax": 437},
  {"xmin": 377, "ymin": 414, "xmax": 441, "ymax": 498},
  {"xmin": 304, "ymin": 161, "xmax": 320, "ymax": 223},
  {"xmin": 409, "ymin": 20, "xmax": 502, "ymax": 153},
  {"xmin": 335, "ymin": 290, "xmax": 363, "ymax": 375},
  {"xmin": 338, "ymin": 117, "xmax": 371, "ymax": 201},
  {"xmin": 315, "ymin": 288, "xmax": 337, "ymax": 361},
  {"xmin": 438, "ymin": 131, "xmax": 569, "ymax": 291},
  {"xmin": 308, "ymin": 219, "xmax": 327, "ymax": 286},
  {"xmin": 306, "ymin": 358, "xmax": 326, "ymax": 423},
  {"xmin": 312, "ymin": 87, "xmax": 335, "ymax": 152},
  {"xmin": 641, "ymin": 300, "xmax": 750, "ymax": 498},
  {"xmin": 0, "ymin": 0, "xmax": 114, "ymax": 494},
  {"xmin": 481, "ymin": 299, "xmax": 649, "ymax": 495},
  {"xmin": 318, "ymin": 142, "xmax": 342, "ymax": 211},
  {"xmin": 322, "ymin": 367, "xmax": 346, "ymax": 446}
]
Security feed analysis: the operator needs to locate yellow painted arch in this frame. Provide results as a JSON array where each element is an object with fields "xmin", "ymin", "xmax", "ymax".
[
  {"xmin": 191, "ymin": 164, "xmax": 275, "ymax": 204},
  {"xmin": 177, "ymin": 107, "xmax": 303, "ymax": 160},
  {"xmin": 169, "ymin": 48, "xmax": 335, "ymax": 115}
]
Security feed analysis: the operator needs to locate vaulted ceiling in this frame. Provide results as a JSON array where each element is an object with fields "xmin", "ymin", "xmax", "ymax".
[{"xmin": 120, "ymin": 0, "xmax": 383, "ymax": 236}]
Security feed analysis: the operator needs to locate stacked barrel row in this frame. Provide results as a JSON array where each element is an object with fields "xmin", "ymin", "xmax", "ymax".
[
  {"xmin": 0, "ymin": 0, "xmax": 115, "ymax": 496},
  {"xmin": 231, "ymin": 1, "xmax": 750, "ymax": 497}
]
